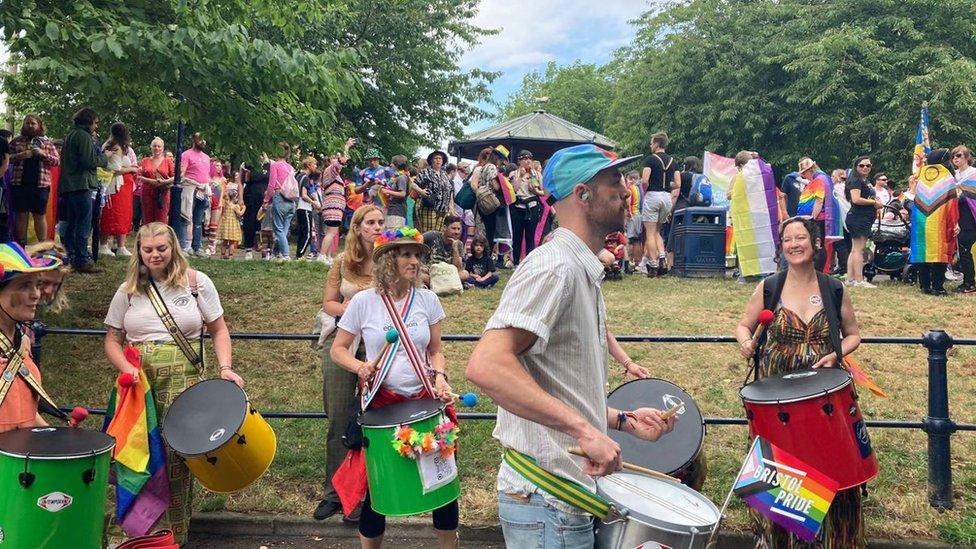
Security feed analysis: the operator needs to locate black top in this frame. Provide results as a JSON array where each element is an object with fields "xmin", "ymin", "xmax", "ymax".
[
  {"xmin": 740, "ymin": 367, "xmax": 851, "ymax": 403},
  {"xmin": 0, "ymin": 138, "xmax": 8, "ymax": 162},
  {"xmin": 959, "ymin": 198, "xmax": 976, "ymax": 232},
  {"xmin": 465, "ymin": 254, "xmax": 496, "ymax": 277},
  {"xmin": 0, "ymin": 426, "xmax": 115, "ymax": 459},
  {"xmin": 643, "ymin": 153, "xmax": 676, "ymax": 193},
  {"xmin": 244, "ymin": 165, "xmax": 270, "ymax": 199},
  {"xmin": 162, "ymin": 379, "xmax": 248, "ymax": 455},
  {"xmin": 845, "ymin": 176, "xmax": 876, "ymax": 218},
  {"xmin": 607, "ymin": 379, "xmax": 704, "ymax": 474},
  {"xmin": 359, "ymin": 398, "xmax": 444, "ymax": 428}
]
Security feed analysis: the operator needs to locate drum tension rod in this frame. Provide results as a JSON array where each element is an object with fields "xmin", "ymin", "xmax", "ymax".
[
  {"xmin": 19, "ymin": 453, "xmax": 35, "ymax": 489},
  {"xmin": 822, "ymin": 403, "xmax": 834, "ymax": 415},
  {"xmin": 82, "ymin": 450, "xmax": 97, "ymax": 485},
  {"xmin": 207, "ymin": 456, "xmax": 218, "ymax": 465},
  {"xmin": 778, "ymin": 411, "xmax": 789, "ymax": 423},
  {"xmin": 237, "ymin": 434, "xmax": 246, "ymax": 445}
]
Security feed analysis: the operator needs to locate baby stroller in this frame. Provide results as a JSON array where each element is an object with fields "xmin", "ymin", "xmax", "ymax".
[{"xmin": 863, "ymin": 202, "xmax": 915, "ymax": 283}]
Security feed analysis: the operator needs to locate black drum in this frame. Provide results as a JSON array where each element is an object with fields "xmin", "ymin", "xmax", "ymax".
[{"xmin": 607, "ymin": 378, "xmax": 707, "ymax": 490}]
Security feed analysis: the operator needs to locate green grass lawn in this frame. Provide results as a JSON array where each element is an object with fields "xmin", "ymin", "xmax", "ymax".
[{"xmin": 38, "ymin": 256, "xmax": 976, "ymax": 543}]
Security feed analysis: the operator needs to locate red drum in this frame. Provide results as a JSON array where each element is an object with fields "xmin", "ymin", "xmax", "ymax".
[{"xmin": 740, "ymin": 368, "xmax": 878, "ymax": 490}]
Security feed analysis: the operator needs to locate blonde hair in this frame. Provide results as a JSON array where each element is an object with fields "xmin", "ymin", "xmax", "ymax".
[
  {"xmin": 373, "ymin": 247, "xmax": 423, "ymax": 295},
  {"xmin": 123, "ymin": 222, "xmax": 189, "ymax": 294},
  {"xmin": 343, "ymin": 205, "xmax": 383, "ymax": 276},
  {"xmin": 302, "ymin": 155, "xmax": 318, "ymax": 170},
  {"xmin": 25, "ymin": 240, "xmax": 69, "ymax": 313}
]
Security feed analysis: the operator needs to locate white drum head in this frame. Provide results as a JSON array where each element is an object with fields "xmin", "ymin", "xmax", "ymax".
[{"xmin": 597, "ymin": 472, "xmax": 719, "ymax": 527}]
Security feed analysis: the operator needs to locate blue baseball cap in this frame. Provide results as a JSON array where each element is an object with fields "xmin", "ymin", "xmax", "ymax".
[{"xmin": 542, "ymin": 144, "xmax": 641, "ymax": 202}]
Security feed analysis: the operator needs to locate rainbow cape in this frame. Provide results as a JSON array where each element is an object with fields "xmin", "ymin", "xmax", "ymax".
[
  {"xmin": 629, "ymin": 182, "xmax": 643, "ymax": 216},
  {"xmin": 729, "ymin": 158, "xmax": 779, "ymax": 276},
  {"xmin": 957, "ymin": 166, "xmax": 976, "ymax": 222},
  {"xmin": 498, "ymin": 173, "xmax": 517, "ymax": 206},
  {"xmin": 910, "ymin": 164, "xmax": 958, "ymax": 264},
  {"xmin": 103, "ymin": 347, "xmax": 169, "ymax": 536},
  {"xmin": 796, "ymin": 171, "xmax": 828, "ymax": 218},
  {"xmin": 702, "ymin": 151, "xmax": 736, "ymax": 208},
  {"xmin": 734, "ymin": 437, "xmax": 839, "ymax": 542}
]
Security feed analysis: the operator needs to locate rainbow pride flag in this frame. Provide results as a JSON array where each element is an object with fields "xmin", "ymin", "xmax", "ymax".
[
  {"xmin": 729, "ymin": 158, "xmax": 779, "ymax": 276},
  {"xmin": 957, "ymin": 166, "xmax": 976, "ymax": 223},
  {"xmin": 629, "ymin": 182, "xmax": 643, "ymax": 216},
  {"xmin": 702, "ymin": 151, "xmax": 736, "ymax": 208},
  {"xmin": 498, "ymin": 173, "xmax": 517, "ymax": 206},
  {"xmin": 103, "ymin": 346, "xmax": 169, "ymax": 536},
  {"xmin": 796, "ymin": 172, "xmax": 828, "ymax": 218},
  {"xmin": 910, "ymin": 164, "xmax": 959, "ymax": 264},
  {"xmin": 825, "ymin": 177, "xmax": 849, "ymax": 242},
  {"xmin": 734, "ymin": 437, "xmax": 839, "ymax": 542}
]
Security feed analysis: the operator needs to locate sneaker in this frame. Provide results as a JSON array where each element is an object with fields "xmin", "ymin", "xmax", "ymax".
[
  {"xmin": 931, "ymin": 288, "xmax": 949, "ymax": 297},
  {"xmin": 98, "ymin": 245, "xmax": 115, "ymax": 257},
  {"xmin": 244, "ymin": 251, "xmax": 254, "ymax": 260},
  {"xmin": 313, "ymin": 499, "xmax": 341, "ymax": 521},
  {"xmin": 115, "ymin": 247, "xmax": 132, "ymax": 257},
  {"xmin": 961, "ymin": 285, "xmax": 976, "ymax": 294},
  {"xmin": 945, "ymin": 268, "xmax": 961, "ymax": 281},
  {"xmin": 318, "ymin": 255, "xmax": 332, "ymax": 265},
  {"xmin": 657, "ymin": 263, "xmax": 669, "ymax": 277},
  {"xmin": 205, "ymin": 245, "xmax": 216, "ymax": 256},
  {"xmin": 645, "ymin": 263, "xmax": 657, "ymax": 278}
]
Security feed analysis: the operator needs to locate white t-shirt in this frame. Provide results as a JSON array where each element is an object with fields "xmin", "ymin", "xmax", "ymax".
[
  {"xmin": 104, "ymin": 271, "xmax": 224, "ymax": 342},
  {"xmin": 337, "ymin": 288, "xmax": 445, "ymax": 397}
]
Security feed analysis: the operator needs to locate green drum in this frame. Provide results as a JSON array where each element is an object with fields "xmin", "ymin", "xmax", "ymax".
[
  {"xmin": 360, "ymin": 398, "xmax": 460, "ymax": 516},
  {"xmin": 0, "ymin": 426, "xmax": 115, "ymax": 549}
]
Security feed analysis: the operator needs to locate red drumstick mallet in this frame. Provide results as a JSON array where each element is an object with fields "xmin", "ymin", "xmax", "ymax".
[
  {"xmin": 753, "ymin": 309, "xmax": 775, "ymax": 342},
  {"xmin": 69, "ymin": 406, "xmax": 89, "ymax": 428}
]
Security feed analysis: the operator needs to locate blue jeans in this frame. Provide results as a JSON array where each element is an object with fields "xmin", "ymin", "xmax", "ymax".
[
  {"xmin": 191, "ymin": 194, "xmax": 209, "ymax": 252},
  {"xmin": 62, "ymin": 189, "xmax": 94, "ymax": 268},
  {"xmin": 168, "ymin": 186, "xmax": 188, "ymax": 250},
  {"xmin": 271, "ymin": 193, "xmax": 296, "ymax": 257},
  {"xmin": 497, "ymin": 492, "xmax": 594, "ymax": 549}
]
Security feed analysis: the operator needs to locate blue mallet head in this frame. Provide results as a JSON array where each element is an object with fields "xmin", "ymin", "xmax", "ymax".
[
  {"xmin": 385, "ymin": 329, "xmax": 399, "ymax": 344},
  {"xmin": 460, "ymin": 392, "xmax": 479, "ymax": 407}
]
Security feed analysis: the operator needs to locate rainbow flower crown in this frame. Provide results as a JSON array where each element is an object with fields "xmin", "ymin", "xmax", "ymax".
[{"xmin": 374, "ymin": 226, "xmax": 423, "ymax": 247}]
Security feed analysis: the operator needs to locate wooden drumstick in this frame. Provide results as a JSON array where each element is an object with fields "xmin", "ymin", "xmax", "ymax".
[
  {"xmin": 567, "ymin": 447, "xmax": 678, "ymax": 482},
  {"xmin": 621, "ymin": 401, "xmax": 683, "ymax": 423}
]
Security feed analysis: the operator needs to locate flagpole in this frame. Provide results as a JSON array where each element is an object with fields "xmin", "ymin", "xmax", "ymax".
[{"xmin": 706, "ymin": 436, "xmax": 759, "ymax": 549}]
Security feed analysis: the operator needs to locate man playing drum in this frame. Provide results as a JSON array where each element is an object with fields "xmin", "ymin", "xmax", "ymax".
[{"xmin": 467, "ymin": 144, "xmax": 677, "ymax": 548}]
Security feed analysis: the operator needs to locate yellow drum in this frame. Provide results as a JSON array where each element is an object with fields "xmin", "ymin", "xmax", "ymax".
[{"xmin": 161, "ymin": 379, "xmax": 276, "ymax": 492}]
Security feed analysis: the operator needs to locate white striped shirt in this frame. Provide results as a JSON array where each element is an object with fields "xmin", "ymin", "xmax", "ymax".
[{"xmin": 486, "ymin": 228, "xmax": 609, "ymax": 513}]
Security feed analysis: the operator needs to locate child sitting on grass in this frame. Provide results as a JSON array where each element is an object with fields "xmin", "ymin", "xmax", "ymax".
[{"xmin": 461, "ymin": 235, "xmax": 499, "ymax": 288}]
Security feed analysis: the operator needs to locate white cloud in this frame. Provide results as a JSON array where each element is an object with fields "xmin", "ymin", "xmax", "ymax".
[{"xmin": 461, "ymin": 0, "xmax": 652, "ymax": 72}]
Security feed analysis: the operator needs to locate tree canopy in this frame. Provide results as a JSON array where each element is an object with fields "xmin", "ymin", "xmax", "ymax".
[
  {"xmin": 1, "ymin": 0, "xmax": 493, "ymax": 161},
  {"xmin": 499, "ymin": 0, "xmax": 976, "ymax": 180},
  {"xmin": 497, "ymin": 61, "xmax": 612, "ymax": 137}
]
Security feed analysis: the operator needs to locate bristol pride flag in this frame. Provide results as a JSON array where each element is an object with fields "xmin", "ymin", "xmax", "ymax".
[{"xmin": 734, "ymin": 437, "xmax": 839, "ymax": 542}]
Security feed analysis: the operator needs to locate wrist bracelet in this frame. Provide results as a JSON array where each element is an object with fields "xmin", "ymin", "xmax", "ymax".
[
  {"xmin": 432, "ymin": 370, "xmax": 448, "ymax": 382},
  {"xmin": 616, "ymin": 411, "xmax": 628, "ymax": 431}
]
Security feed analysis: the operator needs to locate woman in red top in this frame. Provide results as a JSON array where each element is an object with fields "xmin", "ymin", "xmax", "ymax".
[{"xmin": 137, "ymin": 137, "xmax": 176, "ymax": 225}]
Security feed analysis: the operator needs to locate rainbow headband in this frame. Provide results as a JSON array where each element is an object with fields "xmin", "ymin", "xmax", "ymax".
[
  {"xmin": 0, "ymin": 242, "xmax": 62, "ymax": 282},
  {"xmin": 372, "ymin": 227, "xmax": 427, "ymax": 259}
]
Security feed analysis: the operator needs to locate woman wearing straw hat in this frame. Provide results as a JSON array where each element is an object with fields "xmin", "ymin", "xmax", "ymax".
[
  {"xmin": 331, "ymin": 226, "xmax": 459, "ymax": 548},
  {"xmin": 0, "ymin": 242, "xmax": 64, "ymax": 434}
]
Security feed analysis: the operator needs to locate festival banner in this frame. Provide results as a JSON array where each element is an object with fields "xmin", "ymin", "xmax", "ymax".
[
  {"xmin": 702, "ymin": 151, "xmax": 736, "ymax": 208},
  {"xmin": 729, "ymin": 158, "xmax": 779, "ymax": 276},
  {"xmin": 734, "ymin": 437, "xmax": 839, "ymax": 542},
  {"xmin": 912, "ymin": 103, "xmax": 931, "ymax": 177}
]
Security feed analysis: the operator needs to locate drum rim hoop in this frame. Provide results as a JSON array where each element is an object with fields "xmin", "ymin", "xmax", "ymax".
[
  {"xmin": 596, "ymin": 473, "xmax": 720, "ymax": 529},
  {"xmin": 162, "ymin": 379, "xmax": 251, "ymax": 455},
  {"xmin": 358, "ymin": 399, "xmax": 445, "ymax": 428},
  {"xmin": 740, "ymin": 377, "xmax": 851, "ymax": 404},
  {"xmin": 0, "ymin": 445, "xmax": 115, "ymax": 460}
]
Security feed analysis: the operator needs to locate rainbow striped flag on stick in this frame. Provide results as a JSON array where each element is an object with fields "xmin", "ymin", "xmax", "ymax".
[
  {"xmin": 103, "ymin": 346, "xmax": 169, "ymax": 536},
  {"xmin": 734, "ymin": 437, "xmax": 839, "ymax": 542},
  {"xmin": 912, "ymin": 103, "xmax": 931, "ymax": 177},
  {"xmin": 497, "ymin": 173, "xmax": 517, "ymax": 206}
]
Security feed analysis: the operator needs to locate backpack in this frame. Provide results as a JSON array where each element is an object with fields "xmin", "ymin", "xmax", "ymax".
[
  {"xmin": 687, "ymin": 174, "xmax": 713, "ymax": 207},
  {"xmin": 280, "ymin": 172, "xmax": 300, "ymax": 201},
  {"xmin": 754, "ymin": 270, "xmax": 845, "ymax": 380}
]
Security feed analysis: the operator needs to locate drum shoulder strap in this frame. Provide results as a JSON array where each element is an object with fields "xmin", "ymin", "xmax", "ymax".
[
  {"xmin": 817, "ymin": 272, "xmax": 845, "ymax": 366},
  {"xmin": 503, "ymin": 449, "xmax": 611, "ymax": 520},
  {"xmin": 0, "ymin": 330, "xmax": 63, "ymax": 418},
  {"xmin": 147, "ymin": 276, "xmax": 202, "ymax": 370}
]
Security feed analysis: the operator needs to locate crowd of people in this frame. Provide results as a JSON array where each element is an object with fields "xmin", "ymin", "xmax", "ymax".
[{"xmin": 1, "ymin": 105, "xmax": 974, "ymax": 549}]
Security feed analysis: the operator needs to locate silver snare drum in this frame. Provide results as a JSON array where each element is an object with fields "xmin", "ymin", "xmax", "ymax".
[{"xmin": 595, "ymin": 473, "xmax": 719, "ymax": 549}]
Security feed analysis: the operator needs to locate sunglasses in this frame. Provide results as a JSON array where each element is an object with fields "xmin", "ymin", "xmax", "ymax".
[
  {"xmin": 518, "ymin": 156, "xmax": 532, "ymax": 160},
  {"xmin": 857, "ymin": 163, "xmax": 872, "ymax": 168},
  {"xmin": 953, "ymin": 153, "xmax": 966, "ymax": 159}
]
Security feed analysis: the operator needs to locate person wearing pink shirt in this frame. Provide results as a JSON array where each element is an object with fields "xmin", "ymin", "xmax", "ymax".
[
  {"xmin": 179, "ymin": 133, "xmax": 212, "ymax": 254},
  {"xmin": 262, "ymin": 142, "xmax": 298, "ymax": 260}
]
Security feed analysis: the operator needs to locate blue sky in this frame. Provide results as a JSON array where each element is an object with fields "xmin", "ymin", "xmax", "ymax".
[{"xmin": 458, "ymin": 0, "xmax": 650, "ymax": 134}]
